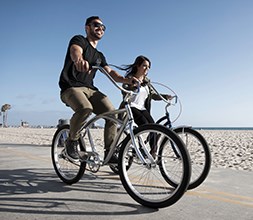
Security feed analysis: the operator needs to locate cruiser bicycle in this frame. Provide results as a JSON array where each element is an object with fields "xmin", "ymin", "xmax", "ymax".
[
  {"xmin": 150, "ymin": 82, "xmax": 211, "ymax": 190},
  {"xmin": 51, "ymin": 66, "xmax": 191, "ymax": 208}
]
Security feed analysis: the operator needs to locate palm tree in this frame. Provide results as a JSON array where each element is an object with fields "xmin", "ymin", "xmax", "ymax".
[{"xmin": 1, "ymin": 104, "xmax": 11, "ymax": 127}]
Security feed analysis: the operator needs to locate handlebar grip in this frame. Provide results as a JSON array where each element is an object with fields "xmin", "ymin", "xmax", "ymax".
[{"xmin": 174, "ymin": 96, "xmax": 178, "ymax": 104}]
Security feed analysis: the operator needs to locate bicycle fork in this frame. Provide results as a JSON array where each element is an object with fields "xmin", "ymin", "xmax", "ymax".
[{"xmin": 125, "ymin": 104, "xmax": 156, "ymax": 166}]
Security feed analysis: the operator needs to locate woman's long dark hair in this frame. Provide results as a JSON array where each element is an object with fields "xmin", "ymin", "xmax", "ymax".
[{"xmin": 111, "ymin": 55, "xmax": 151, "ymax": 78}]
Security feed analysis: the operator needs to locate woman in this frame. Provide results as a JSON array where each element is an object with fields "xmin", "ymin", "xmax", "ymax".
[
  {"xmin": 118, "ymin": 56, "xmax": 172, "ymax": 157},
  {"xmin": 119, "ymin": 55, "xmax": 172, "ymax": 126}
]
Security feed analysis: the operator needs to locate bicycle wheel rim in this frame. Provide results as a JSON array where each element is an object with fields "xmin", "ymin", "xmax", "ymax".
[
  {"xmin": 119, "ymin": 124, "xmax": 190, "ymax": 208},
  {"xmin": 51, "ymin": 125, "xmax": 85, "ymax": 184},
  {"xmin": 174, "ymin": 127, "xmax": 211, "ymax": 189}
]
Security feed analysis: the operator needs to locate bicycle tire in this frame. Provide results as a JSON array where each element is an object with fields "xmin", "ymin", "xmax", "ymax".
[
  {"xmin": 156, "ymin": 117, "xmax": 211, "ymax": 189},
  {"xmin": 173, "ymin": 127, "xmax": 211, "ymax": 189},
  {"xmin": 118, "ymin": 124, "xmax": 191, "ymax": 208},
  {"xmin": 51, "ymin": 124, "xmax": 86, "ymax": 184},
  {"xmin": 156, "ymin": 116, "xmax": 168, "ymax": 125}
]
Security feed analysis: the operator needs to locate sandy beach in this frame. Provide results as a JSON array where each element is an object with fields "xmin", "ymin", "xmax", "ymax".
[{"xmin": 0, "ymin": 127, "xmax": 252, "ymax": 171}]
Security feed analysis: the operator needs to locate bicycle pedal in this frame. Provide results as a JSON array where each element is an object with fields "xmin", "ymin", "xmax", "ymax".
[
  {"xmin": 65, "ymin": 153, "xmax": 80, "ymax": 163},
  {"xmin": 79, "ymin": 151, "xmax": 97, "ymax": 159},
  {"xmin": 80, "ymin": 152, "xmax": 102, "ymax": 164}
]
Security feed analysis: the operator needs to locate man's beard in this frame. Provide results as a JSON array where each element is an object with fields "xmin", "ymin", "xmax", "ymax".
[{"xmin": 90, "ymin": 31, "xmax": 102, "ymax": 40}]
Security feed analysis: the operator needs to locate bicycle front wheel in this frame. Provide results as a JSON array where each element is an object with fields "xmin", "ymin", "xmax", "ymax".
[
  {"xmin": 118, "ymin": 124, "xmax": 191, "ymax": 208},
  {"xmin": 51, "ymin": 124, "xmax": 86, "ymax": 184}
]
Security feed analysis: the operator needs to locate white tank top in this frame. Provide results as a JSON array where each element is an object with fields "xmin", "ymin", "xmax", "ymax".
[{"xmin": 130, "ymin": 85, "xmax": 149, "ymax": 110}]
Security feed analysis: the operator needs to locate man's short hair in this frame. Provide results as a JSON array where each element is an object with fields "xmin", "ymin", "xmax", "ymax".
[{"xmin": 85, "ymin": 16, "xmax": 102, "ymax": 26}]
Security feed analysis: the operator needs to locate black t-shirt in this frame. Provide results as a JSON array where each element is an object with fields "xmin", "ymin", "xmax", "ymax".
[{"xmin": 59, "ymin": 35, "xmax": 108, "ymax": 93}]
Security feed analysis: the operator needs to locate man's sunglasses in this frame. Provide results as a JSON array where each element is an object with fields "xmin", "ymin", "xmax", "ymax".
[{"xmin": 89, "ymin": 22, "xmax": 106, "ymax": 31}]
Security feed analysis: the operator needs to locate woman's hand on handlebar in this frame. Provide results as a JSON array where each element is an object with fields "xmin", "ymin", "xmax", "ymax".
[
  {"xmin": 166, "ymin": 95, "xmax": 178, "ymax": 104},
  {"xmin": 165, "ymin": 95, "xmax": 173, "ymax": 100},
  {"xmin": 123, "ymin": 77, "xmax": 141, "ymax": 93},
  {"xmin": 124, "ymin": 76, "xmax": 139, "ymax": 86}
]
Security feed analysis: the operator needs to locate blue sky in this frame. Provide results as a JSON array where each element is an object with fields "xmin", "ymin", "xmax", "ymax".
[{"xmin": 0, "ymin": 0, "xmax": 252, "ymax": 127}]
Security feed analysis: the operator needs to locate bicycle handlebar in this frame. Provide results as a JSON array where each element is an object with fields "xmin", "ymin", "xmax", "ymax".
[
  {"xmin": 92, "ymin": 66, "xmax": 139, "ymax": 95},
  {"xmin": 149, "ymin": 81, "xmax": 182, "ymax": 121},
  {"xmin": 93, "ymin": 65, "xmax": 177, "ymax": 108},
  {"xmin": 149, "ymin": 83, "xmax": 177, "ymax": 105}
]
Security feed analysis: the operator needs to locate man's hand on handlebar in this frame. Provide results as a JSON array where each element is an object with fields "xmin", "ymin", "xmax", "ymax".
[{"xmin": 74, "ymin": 58, "xmax": 90, "ymax": 73}]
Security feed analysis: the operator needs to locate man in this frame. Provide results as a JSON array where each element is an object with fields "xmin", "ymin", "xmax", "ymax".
[{"xmin": 59, "ymin": 16, "xmax": 135, "ymax": 162}]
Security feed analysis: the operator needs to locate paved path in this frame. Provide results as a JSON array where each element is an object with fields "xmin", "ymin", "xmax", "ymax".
[{"xmin": 0, "ymin": 143, "xmax": 252, "ymax": 220}]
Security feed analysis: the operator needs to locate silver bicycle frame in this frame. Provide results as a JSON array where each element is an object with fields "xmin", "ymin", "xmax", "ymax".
[{"xmin": 78, "ymin": 66, "xmax": 153, "ymax": 165}]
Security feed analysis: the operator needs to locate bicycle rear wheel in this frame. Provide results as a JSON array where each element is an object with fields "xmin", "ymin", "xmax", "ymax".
[
  {"xmin": 157, "ymin": 117, "xmax": 211, "ymax": 189},
  {"xmin": 118, "ymin": 124, "xmax": 191, "ymax": 208},
  {"xmin": 173, "ymin": 127, "xmax": 211, "ymax": 189},
  {"xmin": 51, "ymin": 124, "xmax": 86, "ymax": 184}
]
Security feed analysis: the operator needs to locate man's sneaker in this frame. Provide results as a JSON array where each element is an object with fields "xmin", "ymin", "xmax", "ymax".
[{"xmin": 66, "ymin": 139, "xmax": 79, "ymax": 160}]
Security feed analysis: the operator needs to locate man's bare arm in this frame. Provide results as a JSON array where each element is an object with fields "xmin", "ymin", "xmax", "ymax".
[{"xmin": 70, "ymin": 44, "xmax": 89, "ymax": 72}]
